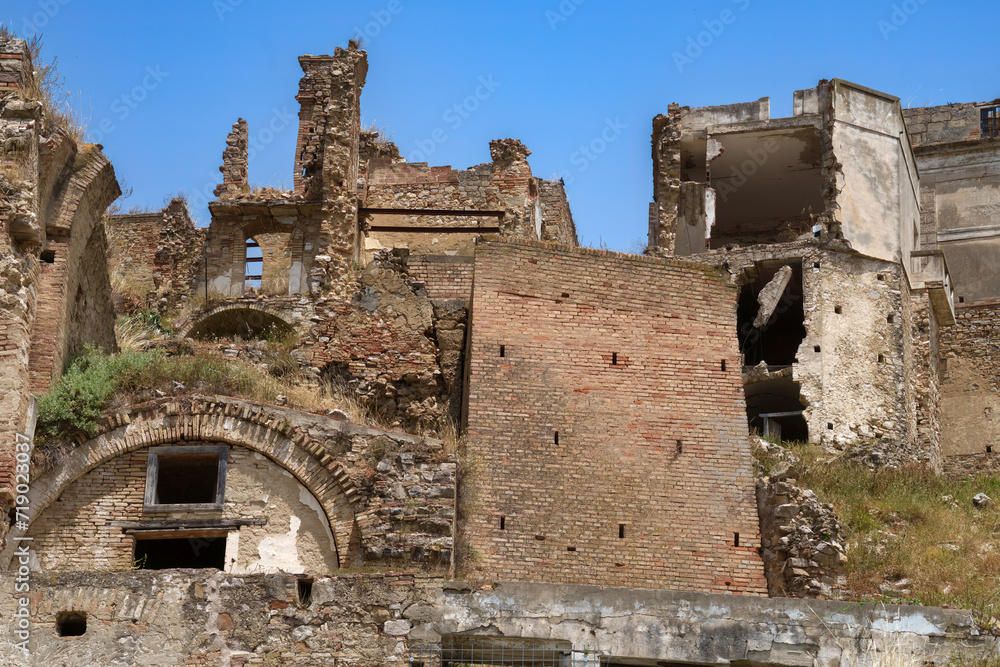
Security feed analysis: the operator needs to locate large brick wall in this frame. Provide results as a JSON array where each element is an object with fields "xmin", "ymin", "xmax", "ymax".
[{"xmin": 460, "ymin": 240, "xmax": 766, "ymax": 594}]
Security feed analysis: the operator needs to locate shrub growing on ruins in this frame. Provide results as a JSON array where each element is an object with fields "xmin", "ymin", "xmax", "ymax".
[{"xmin": 37, "ymin": 346, "xmax": 161, "ymax": 437}]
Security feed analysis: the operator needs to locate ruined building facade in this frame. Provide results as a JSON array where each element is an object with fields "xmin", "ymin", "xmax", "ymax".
[{"xmin": 0, "ymin": 32, "xmax": 998, "ymax": 665}]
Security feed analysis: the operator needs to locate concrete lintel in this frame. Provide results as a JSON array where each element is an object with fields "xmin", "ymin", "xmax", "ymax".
[{"xmin": 753, "ymin": 265, "xmax": 794, "ymax": 328}]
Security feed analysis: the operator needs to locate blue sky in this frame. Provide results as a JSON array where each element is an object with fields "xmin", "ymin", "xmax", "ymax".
[{"xmin": 2, "ymin": 0, "xmax": 995, "ymax": 250}]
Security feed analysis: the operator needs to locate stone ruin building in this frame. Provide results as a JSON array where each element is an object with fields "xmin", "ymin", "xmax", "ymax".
[{"xmin": 0, "ymin": 34, "xmax": 999, "ymax": 665}]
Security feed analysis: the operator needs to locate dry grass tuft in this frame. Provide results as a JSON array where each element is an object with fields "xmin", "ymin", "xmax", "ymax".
[{"xmin": 758, "ymin": 441, "xmax": 1000, "ymax": 628}]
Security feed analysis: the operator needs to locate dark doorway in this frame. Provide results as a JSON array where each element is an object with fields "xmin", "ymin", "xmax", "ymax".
[{"xmin": 134, "ymin": 536, "xmax": 226, "ymax": 570}]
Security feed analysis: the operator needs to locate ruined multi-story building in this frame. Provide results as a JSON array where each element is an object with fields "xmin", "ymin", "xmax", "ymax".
[{"xmin": 0, "ymin": 33, "xmax": 999, "ymax": 665}]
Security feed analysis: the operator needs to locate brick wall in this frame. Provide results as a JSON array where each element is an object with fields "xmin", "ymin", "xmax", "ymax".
[
  {"xmin": 460, "ymin": 240, "xmax": 767, "ymax": 594},
  {"xmin": 408, "ymin": 255, "xmax": 474, "ymax": 301},
  {"xmin": 27, "ymin": 445, "xmax": 339, "ymax": 572}
]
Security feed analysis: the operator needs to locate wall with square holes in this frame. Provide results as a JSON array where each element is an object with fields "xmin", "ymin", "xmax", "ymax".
[
  {"xmin": 460, "ymin": 239, "xmax": 766, "ymax": 594},
  {"xmin": 26, "ymin": 444, "xmax": 338, "ymax": 573}
]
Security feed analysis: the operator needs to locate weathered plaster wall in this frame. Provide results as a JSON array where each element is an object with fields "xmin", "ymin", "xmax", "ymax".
[
  {"xmin": 462, "ymin": 239, "xmax": 766, "ymax": 594},
  {"xmin": 0, "ymin": 572, "xmax": 988, "ymax": 666},
  {"xmin": 909, "ymin": 139, "xmax": 1000, "ymax": 301},
  {"xmin": 831, "ymin": 80, "xmax": 921, "ymax": 266}
]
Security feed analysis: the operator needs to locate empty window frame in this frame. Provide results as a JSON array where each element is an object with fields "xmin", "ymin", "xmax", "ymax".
[
  {"xmin": 244, "ymin": 237, "xmax": 263, "ymax": 289},
  {"xmin": 144, "ymin": 446, "xmax": 228, "ymax": 511},
  {"xmin": 983, "ymin": 106, "xmax": 1000, "ymax": 139}
]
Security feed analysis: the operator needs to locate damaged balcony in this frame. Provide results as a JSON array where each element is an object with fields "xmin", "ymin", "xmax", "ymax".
[
  {"xmin": 910, "ymin": 249, "xmax": 956, "ymax": 325},
  {"xmin": 738, "ymin": 263, "xmax": 809, "ymax": 442}
]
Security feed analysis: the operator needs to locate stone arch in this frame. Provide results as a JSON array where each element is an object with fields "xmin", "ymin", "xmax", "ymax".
[
  {"xmin": 3, "ymin": 397, "xmax": 360, "ymax": 569},
  {"xmin": 182, "ymin": 303, "xmax": 295, "ymax": 340}
]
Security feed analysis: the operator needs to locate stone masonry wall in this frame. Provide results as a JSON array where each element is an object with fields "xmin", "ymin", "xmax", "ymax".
[
  {"xmin": 903, "ymin": 101, "xmax": 994, "ymax": 147},
  {"xmin": 461, "ymin": 239, "xmax": 767, "ymax": 594},
  {"xmin": 0, "ymin": 572, "xmax": 988, "ymax": 667},
  {"xmin": 108, "ymin": 199, "xmax": 205, "ymax": 312},
  {"xmin": 938, "ymin": 299, "xmax": 1000, "ymax": 473}
]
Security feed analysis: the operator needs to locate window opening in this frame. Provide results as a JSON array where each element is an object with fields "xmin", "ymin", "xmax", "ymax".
[
  {"xmin": 40, "ymin": 249, "xmax": 56, "ymax": 263},
  {"xmin": 499, "ymin": 516, "xmax": 505, "ymax": 530},
  {"xmin": 619, "ymin": 523, "xmax": 626, "ymax": 539},
  {"xmin": 244, "ymin": 237, "xmax": 263, "ymax": 289},
  {"xmin": 611, "ymin": 352, "xmax": 618, "ymax": 365},
  {"xmin": 144, "ymin": 445, "xmax": 228, "ymax": 511},
  {"xmin": 734, "ymin": 532, "xmax": 740, "ymax": 547},
  {"xmin": 499, "ymin": 345, "xmax": 506, "ymax": 358},
  {"xmin": 983, "ymin": 106, "xmax": 1000, "ymax": 139}
]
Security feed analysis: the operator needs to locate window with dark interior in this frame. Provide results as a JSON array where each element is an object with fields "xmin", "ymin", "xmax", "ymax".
[
  {"xmin": 144, "ymin": 445, "xmax": 228, "ymax": 511},
  {"xmin": 983, "ymin": 106, "xmax": 999, "ymax": 139}
]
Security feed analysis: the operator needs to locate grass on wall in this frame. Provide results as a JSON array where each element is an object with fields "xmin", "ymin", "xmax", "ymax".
[{"xmin": 755, "ymin": 440, "xmax": 1000, "ymax": 634}]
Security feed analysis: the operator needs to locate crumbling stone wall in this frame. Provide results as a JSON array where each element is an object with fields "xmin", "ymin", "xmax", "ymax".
[
  {"xmin": 1, "ymin": 570, "xmax": 986, "ymax": 666},
  {"xmin": 0, "ymin": 37, "xmax": 119, "ymax": 512},
  {"xmin": 213, "ymin": 118, "xmax": 249, "ymax": 199},
  {"xmin": 362, "ymin": 139, "xmax": 576, "ymax": 260},
  {"xmin": 755, "ymin": 439, "xmax": 847, "ymax": 599},
  {"xmin": 461, "ymin": 239, "xmax": 766, "ymax": 594},
  {"xmin": 107, "ymin": 199, "xmax": 205, "ymax": 313},
  {"xmin": 648, "ymin": 104, "xmax": 682, "ymax": 254},
  {"xmin": 298, "ymin": 252, "xmax": 459, "ymax": 431},
  {"xmin": 8, "ymin": 396, "xmax": 456, "ymax": 575},
  {"xmin": 938, "ymin": 299, "xmax": 1000, "ymax": 473}
]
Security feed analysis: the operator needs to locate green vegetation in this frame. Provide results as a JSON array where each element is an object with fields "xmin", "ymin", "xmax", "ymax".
[{"xmin": 755, "ymin": 440, "xmax": 1000, "ymax": 632}]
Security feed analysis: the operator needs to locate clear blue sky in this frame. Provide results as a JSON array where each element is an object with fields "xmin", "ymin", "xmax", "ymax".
[{"xmin": 2, "ymin": 0, "xmax": 995, "ymax": 250}]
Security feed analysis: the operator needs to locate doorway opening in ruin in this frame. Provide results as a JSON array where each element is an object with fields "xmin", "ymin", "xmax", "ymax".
[
  {"xmin": 133, "ymin": 535, "xmax": 227, "ymax": 570},
  {"xmin": 186, "ymin": 307, "xmax": 295, "ymax": 342},
  {"xmin": 708, "ymin": 127, "xmax": 825, "ymax": 248},
  {"xmin": 738, "ymin": 263, "xmax": 809, "ymax": 442}
]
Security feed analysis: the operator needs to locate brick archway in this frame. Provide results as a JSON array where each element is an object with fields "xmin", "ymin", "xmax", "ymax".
[
  {"xmin": 3, "ymin": 397, "xmax": 360, "ymax": 568},
  {"xmin": 180, "ymin": 302, "xmax": 296, "ymax": 340}
]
